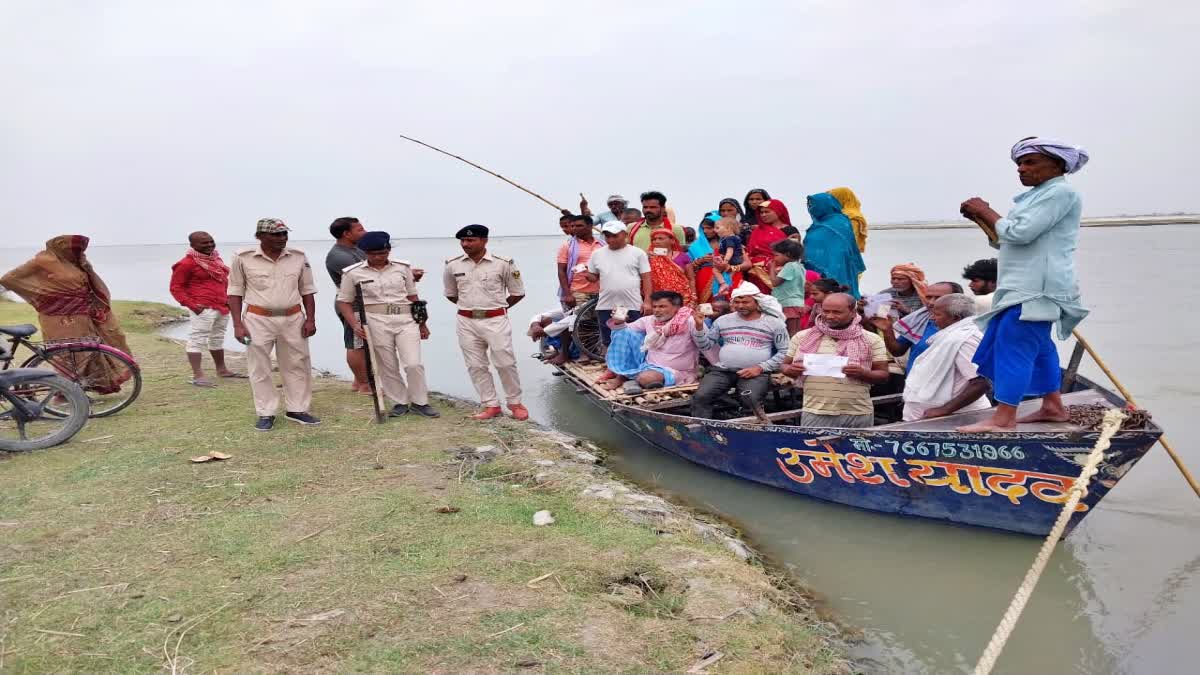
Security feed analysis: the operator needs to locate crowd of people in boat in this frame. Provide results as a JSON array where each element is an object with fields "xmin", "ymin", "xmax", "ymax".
[
  {"xmin": 534, "ymin": 135, "xmax": 1091, "ymax": 432},
  {"xmin": 532, "ymin": 189, "xmax": 1000, "ymax": 428}
]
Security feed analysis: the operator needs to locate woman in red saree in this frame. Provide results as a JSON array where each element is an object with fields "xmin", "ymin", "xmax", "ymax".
[
  {"xmin": 647, "ymin": 229, "xmax": 696, "ymax": 306},
  {"xmin": 1, "ymin": 235, "xmax": 134, "ymax": 392},
  {"xmin": 742, "ymin": 199, "xmax": 789, "ymax": 293}
]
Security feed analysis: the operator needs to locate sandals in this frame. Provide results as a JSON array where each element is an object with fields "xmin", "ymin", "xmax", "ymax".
[{"xmin": 189, "ymin": 379, "xmax": 217, "ymax": 388}]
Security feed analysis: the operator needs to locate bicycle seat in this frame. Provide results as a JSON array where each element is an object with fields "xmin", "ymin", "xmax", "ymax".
[{"xmin": 0, "ymin": 324, "xmax": 38, "ymax": 338}]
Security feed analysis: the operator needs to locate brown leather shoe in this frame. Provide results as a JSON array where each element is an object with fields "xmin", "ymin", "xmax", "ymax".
[
  {"xmin": 508, "ymin": 404, "xmax": 530, "ymax": 421},
  {"xmin": 471, "ymin": 406, "xmax": 504, "ymax": 420}
]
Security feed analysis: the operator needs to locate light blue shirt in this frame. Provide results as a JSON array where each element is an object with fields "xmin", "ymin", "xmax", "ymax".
[
  {"xmin": 977, "ymin": 176, "xmax": 1088, "ymax": 339},
  {"xmin": 592, "ymin": 210, "xmax": 622, "ymax": 228}
]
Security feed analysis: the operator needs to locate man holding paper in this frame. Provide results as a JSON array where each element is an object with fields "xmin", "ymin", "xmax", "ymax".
[{"xmin": 783, "ymin": 293, "xmax": 889, "ymax": 428}]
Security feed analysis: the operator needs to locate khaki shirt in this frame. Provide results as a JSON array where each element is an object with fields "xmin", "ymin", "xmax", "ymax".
[
  {"xmin": 443, "ymin": 252, "xmax": 525, "ymax": 310},
  {"xmin": 227, "ymin": 245, "xmax": 317, "ymax": 309},
  {"xmin": 336, "ymin": 260, "xmax": 417, "ymax": 305}
]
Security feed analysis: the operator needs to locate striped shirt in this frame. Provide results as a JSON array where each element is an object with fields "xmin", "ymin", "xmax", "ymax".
[
  {"xmin": 787, "ymin": 330, "xmax": 887, "ymax": 416},
  {"xmin": 693, "ymin": 313, "xmax": 789, "ymax": 372}
]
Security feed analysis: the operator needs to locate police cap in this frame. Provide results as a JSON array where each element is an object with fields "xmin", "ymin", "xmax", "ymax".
[
  {"xmin": 356, "ymin": 231, "xmax": 392, "ymax": 251},
  {"xmin": 455, "ymin": 224, "xmax": 489, "ymax": 239}
]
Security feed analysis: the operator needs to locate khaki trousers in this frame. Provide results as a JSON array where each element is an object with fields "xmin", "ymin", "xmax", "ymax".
[
  {"xmin": 244, "ymin": 312, "xmax": 313, "ymax": 416},
  {"xmin": 365, "ymin": 313, "xmax": 428, "ymax": 406},
  {"xmin": 455, "ymin": 314, "xmax": 521, "ymax": 407}
]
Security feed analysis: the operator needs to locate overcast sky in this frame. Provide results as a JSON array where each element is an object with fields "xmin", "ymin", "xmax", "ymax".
[{"xmin": 2, "ymin": 1, "xmax": 1196, "ymax": 247}]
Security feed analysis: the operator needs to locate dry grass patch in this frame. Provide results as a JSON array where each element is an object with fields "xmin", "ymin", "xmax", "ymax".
[{"xmin": 0, "ymin": 300, "xmax": 851, "ymax": 673}]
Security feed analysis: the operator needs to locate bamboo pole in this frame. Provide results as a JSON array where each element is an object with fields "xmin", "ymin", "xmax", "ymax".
[
  {"xmin": 1070, "ymin": 330, "xmax": 1200, "ymax": 499},
  {"xmin": 397, "ymin": 135, "xmax": 566, "ymax": 212}
]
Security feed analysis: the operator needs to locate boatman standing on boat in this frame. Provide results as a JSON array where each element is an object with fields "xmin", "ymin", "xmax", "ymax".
[
  {"xmin": 337, "ymin": 231, "xmax": 440, "ymax": 419},
  {"xmin": 443, "ymin": 224, "xmax": 529, "ymax": 421},
  {"xmin": 957, "ymin": 136, "xmax": 1090, "ymax": 432},
  {"xmin": 227, "ymin": 218, "xmax": 322, "ymax": 431}
]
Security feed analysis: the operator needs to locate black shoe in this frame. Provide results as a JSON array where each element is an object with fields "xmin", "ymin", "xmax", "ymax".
[
  {"xmin": 410, "ymin": 404, "xmax": 441, "ymax": 418},
  {"xmin": 389, "ymin": 404, "xmax": 410, "ymax": 417},
  {"xmin": 284, "ymin": 411, "xmax": 322, "ymax": 426},
  {"xmin": 255, "ymin": 416, "xmax": 275, "ymax": 432}
]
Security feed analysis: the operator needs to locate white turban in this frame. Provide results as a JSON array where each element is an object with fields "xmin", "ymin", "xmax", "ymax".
[
  {"xmin": 730, "ymin": 282, "xmax": 760, "ymax": 299},
  {"xmin": 729, "ymin": 282, "xmax": 784, "ymax": 319},
  {"xmin": 1011, "ymin": 137, "xmax": 1089, "ymax": 174}
]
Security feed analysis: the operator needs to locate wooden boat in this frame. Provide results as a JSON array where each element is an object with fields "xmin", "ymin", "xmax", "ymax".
[{"xmin": 549, "ymin": 357, "xmax": 1162, "ymax": 537}]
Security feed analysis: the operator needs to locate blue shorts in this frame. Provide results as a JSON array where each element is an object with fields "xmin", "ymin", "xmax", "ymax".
[{"xmin": 973, "ymin": 305, "xmax": 1060, "ymax": 406}]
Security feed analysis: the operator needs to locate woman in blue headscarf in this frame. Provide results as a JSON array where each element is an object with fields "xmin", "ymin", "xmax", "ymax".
[{"xmin": 803, "ymin": 192, "xmax": 866, "ymax": 298}]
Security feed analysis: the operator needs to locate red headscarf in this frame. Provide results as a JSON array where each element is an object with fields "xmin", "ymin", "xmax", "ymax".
[
  {"xmin": 649, "ymin": 228, "xmax": 683, "ymax": 252},
  {"xmin": 759, "ymin": 199, "xmax": 792, "ymax": 226}
]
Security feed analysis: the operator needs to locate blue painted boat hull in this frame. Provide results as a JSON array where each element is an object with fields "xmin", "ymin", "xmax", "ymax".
[{"xmin": 563, "ymin": 372, "xmax": 1160, "ymax": 537}]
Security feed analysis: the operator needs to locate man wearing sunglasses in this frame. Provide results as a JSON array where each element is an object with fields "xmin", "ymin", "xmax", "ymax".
[{"xmin": 227, "ymin": 218, "xmax": 321, "ymax": 431}]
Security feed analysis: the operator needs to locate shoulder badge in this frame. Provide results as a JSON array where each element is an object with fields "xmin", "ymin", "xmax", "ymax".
[
  {"xmin": 512, "ymin": 269, "xmax": 521, "ymax": 279},
  {"xmin": 445, "ymin": 254, "xmax": 465, "ymax": 264},
  {"xmin": 493, "ymin": 254, "xmax": 513, "ymax": 263},
  {"xmin": 235, "ymin": 247, "xmax": 257, "ymax": 256},
  {"xmin": 392, "ymin": 259, "xmax": 411, "ymax": 267},
  {"xmin": 342, "ymin": 261, "xmax": 367, "ymax": 273}
]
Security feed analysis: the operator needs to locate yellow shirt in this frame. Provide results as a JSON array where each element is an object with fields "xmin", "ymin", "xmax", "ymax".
[
  {"xmin": 787, "ymin": 330, "xmax": 887, "ymax": 416},
  {"xmin": 227, "ymin": 245, "xmax": 317, "ymax": 309},
  {"xmin": 442, "ymin": 252, "xmax": 525, "ymax": 310}
]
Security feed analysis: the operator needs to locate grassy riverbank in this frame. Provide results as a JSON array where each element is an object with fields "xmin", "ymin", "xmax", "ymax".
[{"xmin": 0, "ymin": 299, "xmax": 850, "ymax": 673}]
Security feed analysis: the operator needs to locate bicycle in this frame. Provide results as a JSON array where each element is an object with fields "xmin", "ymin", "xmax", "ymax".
[
  {"xmin": 571, "ymin": 297, "xmax": 606, "ymax": 362},
  {"xmin": 0, "ymin": 368, "xmax": 91, "ymax": 452},
  {"xmin": 0, "ymin": 324, "xmax": 142, "ymax": 418}
]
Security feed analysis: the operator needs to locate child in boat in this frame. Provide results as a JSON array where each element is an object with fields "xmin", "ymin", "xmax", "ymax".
[
  {"xmin": 806, "ymin": 277, "xmax": 846, "ymax": 328},
  {"xmin": 713, "ymin": 217, "xmax": 744, "ymax": 298},
  {"xmin": 769, "ymin": 239, "xmax": 807, "ymax": 336}
]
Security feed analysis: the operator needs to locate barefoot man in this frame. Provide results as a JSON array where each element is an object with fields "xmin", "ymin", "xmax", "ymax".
[{"xmin": 957, "ymin": 136, "xmax": 1090, "ymax": 432}]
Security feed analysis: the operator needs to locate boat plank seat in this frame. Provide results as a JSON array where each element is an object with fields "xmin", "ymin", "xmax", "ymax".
[
  {"xmin": 873, "ymin": 389, "xmax": 1113, "ymax": 432},
  {"xmin": 561, "ymin": 361, "xmax": 794, "ymax": 407}
]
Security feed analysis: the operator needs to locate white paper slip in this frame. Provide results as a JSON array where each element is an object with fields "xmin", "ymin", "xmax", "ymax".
[
  {"xmin": 803, "ymin": 353, "xmax": 849, "ymax": 378},
  {"xmin": 862, "ymin": 293, "xmax": 894, "ymax": 319}
]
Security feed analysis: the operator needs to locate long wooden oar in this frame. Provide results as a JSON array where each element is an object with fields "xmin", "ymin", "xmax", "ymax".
[
  {"xmin": 967, "ymin": 212, "xmax": 1200, "ymax": 499},
  {"xmin": 1071, "ymin": 329, "xmax": 1200, "ymax": 499},
  {"xmin": 398, "ymin": 134, "xmax": 566, "ymax": 212}
]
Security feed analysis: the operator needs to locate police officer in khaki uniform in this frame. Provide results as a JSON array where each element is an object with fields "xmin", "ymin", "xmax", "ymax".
[
  {"xmin": 336, "ymin": 231, "xmax": 440, "ymax": 419},
  {"xmin": 443, "ymin": 224, "xmax": 528, "ymax": 420},
  {"xmin": 228, "ymin": 218, "xmax": 321, "ymax": 431}
]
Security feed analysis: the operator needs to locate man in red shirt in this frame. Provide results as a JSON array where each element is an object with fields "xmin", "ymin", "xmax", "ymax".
[{"xmin": 169, "ymin": 231, "xmax": 243, "ymax": 386}]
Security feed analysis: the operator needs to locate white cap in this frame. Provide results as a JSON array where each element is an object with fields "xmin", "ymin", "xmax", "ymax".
[{"xmin": 601, "ymin": 221, "xmax": 627, "ymax": 235}]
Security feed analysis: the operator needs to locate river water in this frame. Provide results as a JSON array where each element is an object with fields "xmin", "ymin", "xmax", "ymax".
[{"xmin": 3, "ymin": 225, "xmax": 1197, "ymax": 673}]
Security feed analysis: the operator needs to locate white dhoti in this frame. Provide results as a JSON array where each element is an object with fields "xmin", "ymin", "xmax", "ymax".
[
  {"xmin": 244, "ymin": 312, "xmax": 313, "ymax": 416},
  {"xmin": 455, "ymin": 314, "xmax": 522, "ymax": 407},
  {"xmin": 365, "ymin": 313, "xmax": 428, "ymax": 406}
]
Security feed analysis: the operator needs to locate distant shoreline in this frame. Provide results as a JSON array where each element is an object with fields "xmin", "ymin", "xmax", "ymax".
[
  {"xmin": 871, "ymin": 214, "xmax": 1200, "ymax": 231},
  {"xmin": 1, "ymin": 214, "xmax": 1197, "ymax": 250}
]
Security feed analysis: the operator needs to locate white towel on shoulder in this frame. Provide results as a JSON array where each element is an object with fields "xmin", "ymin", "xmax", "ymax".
[{"xmin": 903, "ymin": 318, "xmax": 983, "ymax": 408}]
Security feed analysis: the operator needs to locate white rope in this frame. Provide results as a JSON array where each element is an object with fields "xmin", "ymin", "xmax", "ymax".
[{"xmin": 973, "ymin": 408, "xmax": 1127, "ymax": 675}]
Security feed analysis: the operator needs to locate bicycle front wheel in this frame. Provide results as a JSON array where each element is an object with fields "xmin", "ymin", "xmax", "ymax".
[
  {"xmin": 573, "ymin": 298, "xmax": 606, "ymax": 361},
  {"xmin": 22, "ymin": 345, "xmax": 142, "ymax": 418},
  {"xmin": 0, "ymin": 374, "xmax": 91, "ymax": 452}
]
